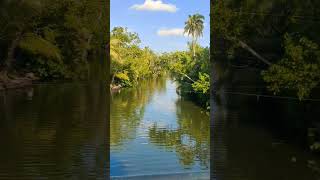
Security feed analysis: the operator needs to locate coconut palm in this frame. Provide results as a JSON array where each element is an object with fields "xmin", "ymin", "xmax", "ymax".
[{"xmin": 184, "ymin": 13, "xmax": 205, "ymax": 57}]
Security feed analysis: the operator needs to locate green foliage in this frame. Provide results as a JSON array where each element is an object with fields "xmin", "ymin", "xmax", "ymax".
[
  {"xmin": 310, "ymin": 142, "xmax": 320, "ymax": 152},
  {"xmin": 212, "ymin": 0, "xmax": 320, "ymax": 100},
  {"xmin": 211, "ymin": 0, "xmax": 244, "ymax": 48},
  {"xmin": 184, "ymin": 13, "xmax": 205, "ymax": 56},
  {"xmin": 110, "ymin": 27, "xmax": 167, "ymax": 87},
  {"xmin": 17, "ymin": 33, "xmax": 67, "ymax": 79},
  {"xmin": 1, "ymin": 0, "xmax": 108, "ymax": 80},
  {"xmin": 115, "ymin": 71, "xmax": 132, "ymax": 87},
  {"xmin": 184, "ymin": 14, "xmax": 205, "ymax": 39},
  {"xmin": 164, "ymin": 46, "xmax": 210, "ymax": 109},
  {"xmin": 30, "ymin": 56, "xmax": 67, "ymax": 79},
  {"xmin": 19, "ymin": 33, "xmax": 61, "ymax": 61},
  {"xmin": 262, "ymin": 34, "xmax": 320, "ymax": 100},
  {"xmin": 110, "ymin": 13, "xmax": 208, "ymax": 109},
  {"xmin": 192, "ymin": 73, "xmax": 210, "ymax": 94}
]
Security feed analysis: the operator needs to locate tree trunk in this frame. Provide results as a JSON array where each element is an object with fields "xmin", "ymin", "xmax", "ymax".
[
  {"xmin": 111, "ymin": 73, "xmax": 116, "ymax": 85},
  {"xmin": 180, "ymin": 72, "xmax": 195, "ymax": 83},
  {"xmin": 1, "ymin": 32, "xmax": 22, "ymax": 82},
  {"xmin": 5, "ymin": 32, "xmax": 22, "ymax": 71},
  {"xmin": 225, "ymin": 36, "xmax": 273, "ymax": 66},
  {"xmin": 193, "ymin": 38, "xmax": 196, "ymax": 57},
  {"xmin": 0, "ymin": 70, "xmax": 9, "ymax": 83},
  {"xmin": 82, "ymin": 35, "xmax": 93, "ymax": 62},
  {"xmin": 82, "ymin": 34, "xmax": 93, "ymax": 79}
]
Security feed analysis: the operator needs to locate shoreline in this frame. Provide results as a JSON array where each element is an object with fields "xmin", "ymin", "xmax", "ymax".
[
  {"xmin": 0, "ymin": 73, "xmax": 39, "ymax": 91},
  {"xmin": 110, "ymin": 84, "xmax": 122, "ymax": 93}
]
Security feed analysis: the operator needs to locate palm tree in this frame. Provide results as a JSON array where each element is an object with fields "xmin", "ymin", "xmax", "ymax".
[{"xmin": 184, "ymin": 13, "xmax": 205, "ymax": 57}]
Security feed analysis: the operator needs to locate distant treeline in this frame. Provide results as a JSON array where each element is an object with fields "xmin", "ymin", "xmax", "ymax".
[{"xmin": 110, "ymin": 26, "xmax": 210, "ymax": 109}]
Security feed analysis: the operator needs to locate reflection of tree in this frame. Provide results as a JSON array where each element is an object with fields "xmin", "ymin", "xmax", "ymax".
[
  {"xmin": 110, "ymin": 78, "xmax": 167, "ymax": 148},
  {"xmin": 148, "ymin": 98, "xmax": 210, "ymax": 169},
  {"xmin": 0, "ymin": 83, "xmax": 108, "ymax": 179}
]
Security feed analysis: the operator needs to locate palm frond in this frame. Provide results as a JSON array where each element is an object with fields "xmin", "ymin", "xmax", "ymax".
[{"xmin": 19, "ymin": 33, "xmax": 62, "ymax": 61}]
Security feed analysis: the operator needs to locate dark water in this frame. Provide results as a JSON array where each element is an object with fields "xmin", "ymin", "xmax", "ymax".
[
  {"xmin": 0, "ymin": 83, "xmax": 108, "ymax": 179},
  {"xmin": 211, "ymin": 91, "xmax": 320, "ymax": 180},
  {"xmin": 110, "ymin": 78, "xmax": 210, "ymax": 179}
]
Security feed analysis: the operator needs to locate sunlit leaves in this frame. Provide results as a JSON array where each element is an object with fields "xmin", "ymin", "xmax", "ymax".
[
  {"xmin": 262, "ymin": 34, "xmax": 320, "ymax": 100},
  {"xmin": 184, "ymin": 13, "xmax": 205, "ymax": 39},
  {"xmin": 110, "ymin": 27, "xmax": 167, "ymax": 86},
  {"xmin": 192, "ymin": 73, "xmax": 210, "ymax": 94},
  {"xmin": 163, "ymin": 45, "xmax": 210, "ymax": 108},
  {"xmin": 19, "ymin": 33, "xmax": 61, "ymax": 61}
]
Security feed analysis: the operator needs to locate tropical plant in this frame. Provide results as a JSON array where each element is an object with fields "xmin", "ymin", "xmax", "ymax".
[
  {"xmin": 184, "ymin": 13, "xmax": 205, "ymax": 57},
  {"xmin": 0, "ymin": 0, "xmax": 108, "ymax": 81},
  {"xmin": 110, "ymin": 27, "xmax": 167, "ymax": 87}
]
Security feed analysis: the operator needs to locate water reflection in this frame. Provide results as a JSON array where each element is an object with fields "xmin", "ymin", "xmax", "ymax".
[
  {"xmin": 110, "ymin": 78, "xmax": 210, "ymax": 177},
  {"xmin": 211, "ymin": 92, "xmax": 320, "ymax": 180},
  {"xmin": 0, "ymin": 83, "xmax": 107, "ymax": 179},
  {"xmin": 149, "ymin": 99, "xmax": 210, "ymax": 169},
  {"xmin": 110, "ymin": 78, "xmax": 166, "ymax": 148}
]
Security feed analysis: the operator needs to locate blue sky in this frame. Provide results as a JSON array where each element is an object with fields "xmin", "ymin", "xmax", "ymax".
[{"xmin": 111, "ymin": 0, "xmax": 210, "ymax": 53}]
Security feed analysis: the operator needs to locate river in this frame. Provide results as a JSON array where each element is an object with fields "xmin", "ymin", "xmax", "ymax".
[
  {"xmin": 110, "ymin": 78, "xmax": 210, "ymax": 179},
  {"xmin": 1, "ymin": 78, "xmax": 320, "ymax": 180},
  {"xmin": 0, "ymin": 83, "xmax": 108, "ymax": 179},
  {"xmin": 211, "ymin": 87, "xmax": 320, "ymax": 180}
]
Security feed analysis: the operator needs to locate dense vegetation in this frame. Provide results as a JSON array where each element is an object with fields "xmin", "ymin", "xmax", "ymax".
[
  {"xmin": 110, "ymin": 27, "xmax": 168, "ymax": 87},
  {"xmin": 211, "ymin": 0, "xmax": 320, "ymax": 153},
  {"xmin": 111, "ymin": 14, "xmax": 210, "ymax": 109},
  {"xmin": 171, "ymin": 13, "xmax": 210, "ymax": 109},
  {"xmin": 211, "ymin": 0, "xmax": 320, "ymax": 100},
  {"xmin": 163, "ymin": 45, "xmax": 210, "ymax": 109},
  {"xmin": 0, "ymin": 0, "xmax": 108, "ymax": 82}
]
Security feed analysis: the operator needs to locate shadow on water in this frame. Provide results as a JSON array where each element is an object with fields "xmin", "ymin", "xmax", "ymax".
[{"xmin": 211, "ymin": 80, "xmax": 320, "ymax": 180}]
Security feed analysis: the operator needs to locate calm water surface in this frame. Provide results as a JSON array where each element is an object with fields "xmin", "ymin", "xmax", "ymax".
[
  {"xmin": 110, "ymin": 78, "xmax": 210, "ymax": 179},
  {"xmin": 211, "ymin": 90, "xmax": 320, "ymax": 180},
  {"xmin": 1, "ymin": 79, "xmax": 319, "ymax": 180},
  {"xmin": 0, "ymin": 83, "xmax": 107, "ymax": 179}
]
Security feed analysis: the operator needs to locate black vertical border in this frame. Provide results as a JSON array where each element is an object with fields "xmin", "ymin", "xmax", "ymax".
[
  {"xmin": 210, "ymin": 0, "xmax": 215, "ymax": 179},
  {"xmin": 106, "ymin": 0, "xmax": 110, "ymax": 179},
  {"xmin": 210, "ymin": 0, "xmax": 228, "ymax": 179},
  {"xmin": 210, "ymin": 0, "xmax": 214, "ymax": 179}
]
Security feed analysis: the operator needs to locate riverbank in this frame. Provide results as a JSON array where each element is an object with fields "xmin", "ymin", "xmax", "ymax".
[
  {"xmin": 0, "ymin": 72, "xmax": 39, "ymax": 91},
  {"xmin": 110, "ymin": 84, "xmax": 122, "ymax": 93}
]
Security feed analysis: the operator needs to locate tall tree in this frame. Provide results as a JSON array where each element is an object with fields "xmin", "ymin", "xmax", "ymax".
[{"xmin": 184, "ymin": 13, "xmax": 205, "ymax": 57}]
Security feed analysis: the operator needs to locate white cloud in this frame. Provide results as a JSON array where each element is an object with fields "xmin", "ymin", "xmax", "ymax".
[
  {"xmin": 157, "ymin": 28, "xmax": 187, "ymax": 37},
  {"xmin": 130, "ymin": 0, "xmax": 178, "ymax": 13}
]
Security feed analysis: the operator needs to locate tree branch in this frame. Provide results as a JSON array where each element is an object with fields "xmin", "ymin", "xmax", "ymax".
[
  {"xmin": 226, "ymin": 36, "xmax": 273, "ymax": 66},
  {"xmin": 238, "ymin": 40, "xmax": 272, "ymax": 66},
  {"xmin": 180, "ymin": 72, "xmax": 195, "ymax": 83}
]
